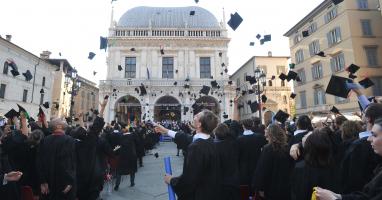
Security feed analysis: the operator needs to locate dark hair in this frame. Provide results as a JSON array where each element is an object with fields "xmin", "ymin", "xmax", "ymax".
[
  {"xmin": 241, "ymin": 118, "xmax": 254, "ymax": 130},
  {"xmin": 266, "ymin": 124, "xmax": 288, "ymax": 152},
  {"xmin": 341, "ymin": 120, "xmax": 363, "ymax": 141},
  {"xmin": 374, "ymin": 118, "xmax": 382, "ymax": 128},
  {"xmin": 198, "ymin": 110, "xmax": 219, "ymax": 135},
  {"xmin": 296, "ymin": 115, "xmax": 313, "ymax": 131},
  {"xmin": 213, "ymin": 123, "xmax": 232, "ymax": 140},
  {"xmin": 304, "ymin": 128, "xmax": 335, "ymax": 168},
  {"xmin": 335, "ymin": 116, "xmax": 348, "ymax": 127},
  {"xmin": 365, "ymin": 103, "xmax": 382, "ymax": 125}
]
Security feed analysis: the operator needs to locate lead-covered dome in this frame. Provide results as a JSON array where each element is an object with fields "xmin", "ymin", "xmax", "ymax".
[{"xmin": 117, "ymin": 6, "xmax": 220, "ymax": 29}]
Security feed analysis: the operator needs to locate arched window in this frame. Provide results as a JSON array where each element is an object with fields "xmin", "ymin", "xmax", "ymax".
[
  {"xmin": 3, "ymin": 62, "xmax": 8, "ymax": 75},
  {"xmin": 268, "ymin": 80, "xmax": 272, "ymax": 86}
]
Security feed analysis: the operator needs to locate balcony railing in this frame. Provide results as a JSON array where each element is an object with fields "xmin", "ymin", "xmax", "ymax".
[
  {"xmin": 112, "ymin": 28, "xmax": 224, "ymax": 38},
  {"xmin": 99, "ymin": 79, "xmax": 231, "ymax": 88}
]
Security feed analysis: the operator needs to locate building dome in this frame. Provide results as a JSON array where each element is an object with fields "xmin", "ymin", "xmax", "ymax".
[{"xmin": 117, "ymin": 6, "xmax": 220, "ymax": 29}]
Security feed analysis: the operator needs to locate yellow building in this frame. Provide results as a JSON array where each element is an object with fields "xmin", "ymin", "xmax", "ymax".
[
  {"xmin": 284, "ymin": 0, "xmax": 382, "ymax": 117},
  {"xmin": 230, "ymin": 53, "xmax": 294, "ymax": 125},
  {"xmin": 72, "ymin": 76, "xmax": 99, "ymax": 116}
]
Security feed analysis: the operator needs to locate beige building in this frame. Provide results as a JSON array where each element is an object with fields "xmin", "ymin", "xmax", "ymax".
[
  {"xmin": 230, "ymin": 53, "xmax": 294, "ymax": 124},
  {"xmin": 72, "ymin": 76, "xmax": 99, "ymax": 116},
  {"xmin": 284, "ymin": 0, "xmax": 382, "ymax": 117}
]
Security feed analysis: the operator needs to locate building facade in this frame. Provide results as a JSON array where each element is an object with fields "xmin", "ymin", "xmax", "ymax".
[
  {"xmin": 284, "ymin": 0, "xmax": 382, "ymax": 116},
  {"xmin": 99, "ymin": 6, "xmax": 234, "ymax": 123},
  {"xmin": 72, "ymin": 76, "xmax": 99, "ymax": 116},
  {"xmin": 230, "ymin": 54, "xmax": 294, "ymax": 124},
  {"xmin": 0, "ymin": 36, "xmax": 56, "ymax": 119}
]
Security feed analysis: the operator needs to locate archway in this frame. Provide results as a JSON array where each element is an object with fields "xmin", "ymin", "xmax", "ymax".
[
  {"xmin": 115, "ymin": 95, "xmax": 141, "ymax": 124},
  {"xmin": 193, "ymin": 96, "xmax": 220, "ymax": 116},
  {"xmin": 264, "ymin": 110, "xmax": 274, "ymax": 127},
  {"xmin": 154, "ymin": 96, "xmax": 181, "ymax": 122}
]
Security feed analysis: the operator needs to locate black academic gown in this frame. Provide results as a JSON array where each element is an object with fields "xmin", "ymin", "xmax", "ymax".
[
  {"xmin": 0, "ymin": 144, "xmax": 21, "ymax": 200},
  {"xmin": 39, "ymin": 133, "xmax": 76, "ymax": 200},
  {"xmin": 252, "ymin": 144, "xmax": 294, "ymax": 200},
  {"xmin": 134, "ymin": 127, "xmax": 146, "ymax": 158},
  {"xmin": 237, "ymin": 133, "xmax": 267, "ymax": 185},
  {"xmin": 214, "ymin": 138, "xmax": 240, "ymax": 200},
  {"xmin": 116, "ymin": 133, "xmax": 138, "ymax": 175},
  {"xmin": 170, "ymin": 137, "xmax": 221, "ymax": 200},
  {"xmin": 288, "ymin": 130, "xmax": 309, "ymax": 146}
]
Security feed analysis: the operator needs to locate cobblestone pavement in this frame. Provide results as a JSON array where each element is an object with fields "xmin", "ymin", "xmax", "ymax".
[{"xmin": 100, "ymin": 142, "xmax": 183, "ymax": 200}]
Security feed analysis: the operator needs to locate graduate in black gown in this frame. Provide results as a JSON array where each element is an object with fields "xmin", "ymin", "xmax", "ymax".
[
  {"xmin": 156, "ymin": 110, "xmax": 221, "ymax": 200},
  {"xmin": 39, "ymin": 118, "xmax": 76, "ymax": 200},
  {"xmin": 252, "ymin": 124, "xmax": 294, "ymax": 200},
  {"xmin": 134, "ymin": 123, "xmax": 146, "ymax": 167}
]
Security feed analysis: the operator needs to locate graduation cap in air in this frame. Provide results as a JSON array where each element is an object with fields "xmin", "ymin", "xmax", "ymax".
[
  {"xmin": 4, "ymin": 109, "xmax": 19, "ymax": 119},
  {"xmin": 261, "ymin": 94, "xmax": 267, "ymax": 103},
  {"xmin": 211, "ymin": 80, "xmax": 218, "ymax": 88},
  {"xmin": 302, "ymin": 30, "xmax": 309, "ymax": 37},
  {"xmin": 183, "ymin": 106, "xmax": 189, "ymax": 115},
  {"xmin": 274, "ymin": 110, "xmax": 290, "ymax": 124},
  {"xmin": 316, "ymin": 51, "xmax": 326, "ymax": 57},
  {"xmin": 200, "ymin": 85, "xmax": 211, "ymax": 95},
  {"xmin": 223, "ymin": 112, "xmax": 229, "ymax": 119},
  {"xmin": 290, "ymin": 93, "xmax": 297, "ymax": 99},
  {"xmin": 184, "ymin": 84, "xmax": 190, "ymax": 89},
  {"xmin": 88, "ymin": 52, "xmax": 96, "ymax": 60},
  {"xmin": 174, "ymin": 81, "xmax": 178, "ymax": 86},
  {"xmin": 325, "ymin": 75, "xmax": 353, "ymax": 98},
  {"xmin": 289, "ymin": 63, "xmax": 296, "ymax": 69},
  {"xmin": 236, "ymin": 87, "xmax": 241, "ymax": 91},
  {"xmin": 332, "ymin": 0, "xmax": 344, "ymax": 5},
  {"xmin": 256, "ymin": 34, "xmax": 261, "ymax": 40},
  {"xmin": 10, "ymin": 69, "xmax": 20, "ymax": 77},
  {"xmin": 227, "ymin": 12, "xmax": 243, "ymax": 31},
  {"xmin": 228, "ymin": 80, "xmax": 233, "ymax": 85},
  {"xmin": 287, "ymin": 71, "xmax": 298, "ymax": 81},
  {"xmin": 249, "ymin": 101, "xmax": 260, "ymax": 113},
  {"xmin": 175, "ymin": 69, "xmax": 178, "ymax": 74},
  {"xmin": 260, "ymin": 39, "xmax": 265, "ymax": 45},
  {"xmin": 160, "ymin": 48, "xmax": 165, "ymax": 55},
  {"xmin": 154, "ymin": 152, "xmax": 159, "ymax": 158},
  {"xmin": 359, "ymin": 78, "xmax": 374, "ymax": 89},
  {"xmin": 42, "ymin": 102, "xmax": 50, "ymax": 109},
  {"xmin": 93, "ymin": 71, "xmax": 97, "ymax": 76},
  {"xmin": 40, "ymin": 89, "xmax": 44, "ymax": 94},
  {"xmin": 130, "ymin": 48, "xmax": 136, "ymax": 51},
  {"xmin": 22, "ymin": 70, "xmax": 33, "ymax": 81},
  {"xmin": 17, "ymin": 104, "xmax": 29, "ymax": 118},
  {"xmin": 242, "ymin": 91, "xmax": 247, "ymax": 96},
  {"xmin": 118, "ymin": 65, "xmax": 123, "ymax": 71},
  {"xmin": 349, "ymin": 73, "xmax": 357, "ymax": 79},
  {"xmin": 220, "ymin": 72, "xmax": 224, "ymax": 75},
  {"xmin": 248, "ymin": 89, "xmax": 255, "ymax": 94},
  {"xmin": 263, "ymin": 34, "xmax": 271, "ymax": 42},
  {"xmin": 194, "ymin": 0, "xmax": 199, "ymax": 3},
  {"xmin": 224, "ymin": 68, "xmax": 228, "ymax": 73},
  {"xmin": 270, "ymin": 75, "xmax": 275, "ymax": 80},
  {"xmin": 139, "ymin": 84, "xmax": 147, "ymax": 96},
  {"xmin": 246, "ymin": 76, "xmax": 257, "ymax": 84},
  {"xmin": 219, "ymin": 52, "xmax": 223, "ymax": 57},
  {"xmin": 249, "ymin": 42, "xmax": 255, "ymax": 46},
  {"xmin": 279, "ymin": 73, "xmax": 287, "ymax": 81},
  {"xmin": 190, "ymin": 10, "xmax": 195, "ymax": 16},
  {"xmin": 221, "ymin": 63, "xmax": 226, "ymax": 67},
  {"xmin": 330, "ymin": 106, "xmax": 340, "ymax": 114},
  {"xmin": 346, "ymin": 64, "xmax": 360, "ymax": 74},
  {"xmin": 100, "ymin": 36, "xmax": 108, "ymax": 51}
]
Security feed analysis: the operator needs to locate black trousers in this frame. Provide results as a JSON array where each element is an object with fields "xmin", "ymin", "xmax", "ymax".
[{"xmin": 115, "ymin": 173, "xmax": 135, "ymax": 187}]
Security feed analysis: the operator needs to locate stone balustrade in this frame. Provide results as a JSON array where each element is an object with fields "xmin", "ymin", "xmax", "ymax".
[
  {"xmin": 113, "ymin": 28, "xmax": 223, "ymax": 38},
  {"xmin": 99, "ymin": 79, "xmax": 230, "ymax": 89}
]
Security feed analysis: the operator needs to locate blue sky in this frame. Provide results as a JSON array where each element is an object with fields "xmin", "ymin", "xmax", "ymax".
[{"xmin": 1, "ymin": 0, "xmax": 323, "ymax": 83}]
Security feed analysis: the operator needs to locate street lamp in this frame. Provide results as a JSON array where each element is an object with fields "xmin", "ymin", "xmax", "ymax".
[
  {"xmin": 68, "ymin": 69, "xmax": 81, "ymax": 122},
  {"xmin": 254, "ymin": 66, "xmax": 266, "ymax": 123}
]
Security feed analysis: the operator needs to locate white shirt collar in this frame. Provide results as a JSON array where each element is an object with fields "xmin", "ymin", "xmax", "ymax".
[
  {"xmin": 243, "ymin": 130, "xmax": 254, "ymax": 136},
  {"xmin": 294, "ymin": 129, "xmax": 308, "ymax": 136},
  {"xmin": 193, "ymin": 132, "xmax": 210, "ymax": 141},
  {"xmin": 359, "ymin": 131, "xmax": 371, "ymax": 139}
]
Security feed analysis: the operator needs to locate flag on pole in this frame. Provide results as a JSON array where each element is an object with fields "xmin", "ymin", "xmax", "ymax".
[{"xmin": 100, "ymin": 36, "xmax": 108, "ymax": 51}]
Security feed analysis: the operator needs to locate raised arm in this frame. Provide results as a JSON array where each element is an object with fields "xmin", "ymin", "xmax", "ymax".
[
  {"xmin": 20, "ymin": 112, "xmax": 28, "ymax": 136},
  {"xmin": 99, "ymin": 96, "xmax": 109, "ymax": 118},
  {"xmin": 233, "ymin": 95, "xmax": 240, "ymax": 121}
]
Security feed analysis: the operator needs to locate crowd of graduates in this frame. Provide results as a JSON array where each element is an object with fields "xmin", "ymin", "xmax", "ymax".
[{"xmin": 154, "ymin": 87, "xmax": 382, "ymax": 200}]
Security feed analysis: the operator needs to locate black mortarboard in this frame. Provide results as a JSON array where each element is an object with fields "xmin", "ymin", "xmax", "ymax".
[
  {"xmin": 256, "ymin": 34, "xmax": 261, "ymax": 40},
  {"xmin": 93, "ymin": 71, "xmax": 97, "ymax": 76},
  {"xmin": 22, "ymin": 70, "xmax": 33, "ymax": 81},
  {"xmin": 130, "ymin": 48, "xmax": 136, "ymax": 51},
  {"xmin": 118, "ymin": 65, "xmax": 123, "ymax": 71},
  {"xmin": 184, "ymin": 84, "xmax": 190, "ymax": 89},
  {"xmin": 227, "ymin": 12, "xmax": 243, "ymax": 31},
  {"xmin": 290, "ymin": 93, "xmax": 297, "ymax": 99},
  {"xmin": 236, "ymin": 87, "xmax": 241, "ymax": 91},
  {"xmin": 249, "ymin": 42, "xmax": 255, "ymax": 46},
  {"xmin": 139, "ymin": 84, "xmax": 147, "ymax": 96},
  {"xmin": 160, "ymin": 49, "xmax": 165, "ymax": 55},
  {"xmin": 220, "ymin": 72, "xmax": 224, "ymax": 75},
  {"xmin": 154, "ymin": 152, "xmax": 159, "ymax": 158},
  {"xmin": 190, "ymin": 10, "xmax": 195, "ymax": 15},
  {"xmin": 249, "ymin": 101, "xmax": 259, "ymax": 113},
  {"xmin": 289, "ymin": 63, "xmax": 296, "ymax": 69},
  {"xmin": 316, "ymin": 51, "xmax": 326, "ymax": 57},
  {"xmin": 349, "ymin": 73, "xmax": 357, "ymax": 79},
  {"xmin": 221, "ymin": 63, "xmax": 226, "ymax": 67},
  {"xmin": 248, "ymin": 89, "xmax": 255, "ymax": 94},
  {"xmin": 10, "ymin": 69, "xmax": 20, "ymax": 77},
  {"xmin": 40, "ymin": 89, "xmax": 44, "ymax": 94},
  {"xmin": 174, "ymin": 81, "xmax": 177, "ymax": 86},
  {"xmin": 242, "ymin": 91, "xmax": 247, "ymax": 96},
  {"xmin": 210, "ymin": 75, "xmax": 214, "ymax": 79},
  {"xmin": 17, "ymin": 104, "xmax": 28, "ymax": 118},
  {"xmin": 28, "ymin": 117, "xmax": 35, "ymax": 123},
  {"xmin": 224, "ymin": 68, "xmax": 228, "ymax": 73},
  {"xmin": 219, "ymin": 52, "xmax": 223, "ymax": 57},
  {"xmin": 279, "ymin": 73, "xmax": 287, "ymax": 81},
  {"xmin": 261, "ymin": 94, "xmax": 267, "ymax": 103},
  {"xmin": 332, "ymin": 0, "xmax": 344, "ymax": 5},
  {"xmin": 223, "ymin": 112, "xmax": 229, "ymax": 119},
  {"xmin": 325, "ymin": 75, "xmax": 352, "ymax": 98},
  {"xmin": 100, "ymin": 36, "xmax": 108, "ymax": 51},
  {"xmin": 88, "ymin": 52, "xmax": 96, "ymax": 60},
  {"xmin": 330, "ymin": 106, "xmax": 340, "ymax": 114},
  {"xmin": 175, "ymin": 69, "xmax": 178, "ymax": 74},
  {"xmin": 271, "ymin": 75, "xmax": 276, "ymax": 80},
  {"xmin": 211, "ymin": 80, "xmax": 218, "ymax": 88},
  {"xmin": 302, "ymin": 30, "xmax": 309, "ymax": 37},
  {"xmin": 4, "ymin": 109, "xmax": 19, "ymax": 119},
  {"xmin": 263, "ymin": 34, "xmax": 271, "ymax": 42},
  {"xmin": 346, "ymin": 64, "xmax": 360, "ymax": 74},
  {"xmin": 42, "ymin": 102, "xmax": 50, "ymax": 109},
  {"xmin": 274, "ymin": 110, "xmax": 290, "ymax": 124},
  {"xmin": 246, "ymin": 76, "xmax": 257, "ymax": 84},
  {"xmin": 228, "ymin": 80, "xmax": 233, "ymax": 85},
  {"xmin": 287, "ymin": 71, "xmax": 298, "ymax": 81},
  {"xmin": 260, "ymin": 39, "xmax": 265, "ymax": 45},
  {"xmin": 113, "ymin": 88, "xmax": 117, "ymax": 92},
  {"xmin": 194, "ymin": 0, "xmax": 199, "ymax": 3},
  {"xmin": 200, "ymin": 85, "xmax": 210, "ymax": 95},
  {"xmin": 359, "ymin": 78, "xmax": 374, "ymax": 89}
]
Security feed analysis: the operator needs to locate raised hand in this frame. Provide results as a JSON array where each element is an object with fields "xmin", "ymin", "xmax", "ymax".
[{"xmin": 5, "ymin": 171, "xmax": 23, "ymax": 182}]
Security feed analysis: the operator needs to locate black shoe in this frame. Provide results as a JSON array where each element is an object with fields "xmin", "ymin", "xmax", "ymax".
[
  {"xmin": 130, "ymin": 183, "xmax": 135, "ymax": 187},
  {"xmin": 114, "ymin": 186, "xmax": 119, "ymax": 191}
]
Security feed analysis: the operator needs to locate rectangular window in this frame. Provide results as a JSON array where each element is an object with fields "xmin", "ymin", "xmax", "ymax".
[
  {"xmin": 0, "ymin": 84, "xmax": 6, "ymax": 98},
  {"xmin": 81, "ymin": 91, "xmax": 85, "ymax": 109},
  {"xmin": 40, "ymin": 93, "xmax": 44, "ymax": 105},
  {"xmin": 42, "ymin": 77, "xmax": 46, "ymax": 87},
  {"xmin": 294, "ymin": 35, "xmax": 302, "ymax": 45},
  {"xmin": 357, "ymin": 0, "xmax": 369, "ymax": 9},
  {"xmin": 327, "ymin": 27, "xmax": 342, "ymax": 46},
  {"xmin": 22, "ymin": 89, "xmax": 28, "ymax": 102},
  {"xmin": 370, "ymin": 77, "xmax": 382, "ymax": 96},
  {"xmin": 365, "ymin": 46, "xmax": 378, "ymax": 67},
  {"xmin": 125, "ymin": 57, "xmax": 136, "ymax": 78},
  {"xmin": 3, "ymin": 63, "xmax": 9, "ymax": 75},
  {"xmin": 312, "ymin": 62, "xmax": 323, "ymax": 80},
  {"xmin": 325, "ymin": 7, "xmax": 337, "ymax": 23},
  {"xmin": 259, "ymin": 65, "xmax": 267, "ymax": 74},
  {"xmin": 308, "ymin": 23, "xmax": 317, "ymax": 34},
  {"xmin": 236, "ymin": 78, "xmax": 241, "ymax": 88},
  {"xmin": 295, "ymin": 49, "xmax": 304, "ymax": 64},
  {"xmin": 314, "ymin": 88, "xmax": 326, "ymax": 105},
  {"xmin": 309, "ymin": 40, "xmax": 320, "ymax": 56},
  {"xmin": 330, "ymin": 53, "xmax": 345, "ymax": 72},
  {"xmin": 200, "ymin": 57, "xmax": 211, "ymax": 79},
  {"xmin": 297, "ymin": 69, "xmax": 306, "ymax": 84},
  {"xmin": 162, "ymin": 57, "xmax": 174, "ymax": 79},
  {"xmin": 361, "ymin": 19, "xmax": 373, "ymax": 36},
  {"xmin": 299, "ymin": 91, "xmax": 307, "ymax": 108}
]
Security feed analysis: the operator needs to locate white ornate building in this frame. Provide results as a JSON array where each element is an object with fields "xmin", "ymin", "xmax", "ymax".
[{"xmin": 99, "ymin": 6, "xmax": 235, "ymax": 123}]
